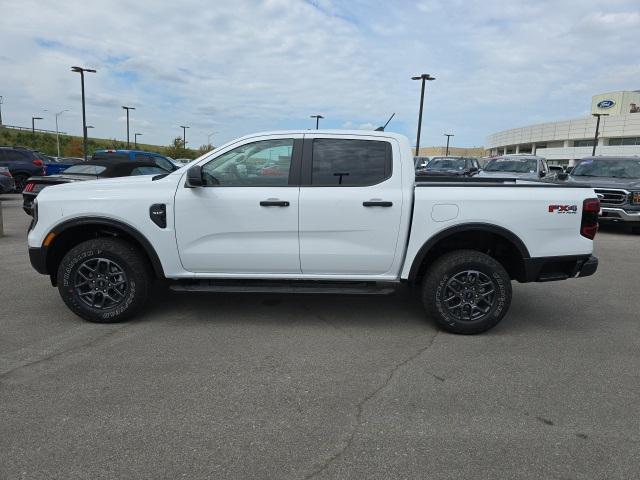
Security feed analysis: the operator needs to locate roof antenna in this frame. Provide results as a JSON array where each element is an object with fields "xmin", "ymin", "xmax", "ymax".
[{"xmin": 375, "ymin": 113, "xmax": 395, "ymax": 132}]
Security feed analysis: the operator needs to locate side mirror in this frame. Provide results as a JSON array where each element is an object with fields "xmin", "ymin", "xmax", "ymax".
[
  {"xmin": 557, "ymin": 172, "xmax": 569, "ymax": 180},
  {"xmin": 469, "ymin": 167, "xmax": 479, "ymax": 174},
  {"xmin": 539, "ymin": 171, "xmax": 546, "ymax": 177},
  {"xmin": 185, "ymin": 165, "xmax": 203, "ymax": 188}
]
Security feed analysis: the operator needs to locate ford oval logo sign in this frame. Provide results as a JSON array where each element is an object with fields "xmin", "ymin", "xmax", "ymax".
[{"xmin": 597, "ymin": 100, "xmax": 615, "ymax": 109}]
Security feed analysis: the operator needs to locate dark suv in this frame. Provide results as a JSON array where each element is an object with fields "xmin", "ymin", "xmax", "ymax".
[{"xmin": 0, "ymin": 147, "xmax": 46, "ymax": 192}]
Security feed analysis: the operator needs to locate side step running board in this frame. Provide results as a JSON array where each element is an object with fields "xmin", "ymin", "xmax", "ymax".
[{"xmin": 170, "ymin": 280, "xmax": 398, "ymax": 295}]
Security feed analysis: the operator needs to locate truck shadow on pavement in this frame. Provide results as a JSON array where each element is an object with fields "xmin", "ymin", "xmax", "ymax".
[{"xmin": 140, "ymin": 282, "xmax": 594, "ymax": 335}]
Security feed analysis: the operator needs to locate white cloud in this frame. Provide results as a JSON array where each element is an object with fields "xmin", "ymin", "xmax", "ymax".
[{"xmin": 1, "ymin": 0, "xmax": 639, "ymax": 148}]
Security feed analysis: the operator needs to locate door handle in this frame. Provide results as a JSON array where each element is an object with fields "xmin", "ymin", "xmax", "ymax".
[
  {"xmin": 363, "ymin": 201, "xmax": 393, "ymax": 207},
  {"xmin": 260, "ymin": 200, "xmax": 290, "ymax": 207}
]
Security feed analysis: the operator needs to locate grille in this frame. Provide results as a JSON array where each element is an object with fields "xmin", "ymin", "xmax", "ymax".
[{"xmin": 594, "ymin": 189, "xmax": 629, "ymax": 206}]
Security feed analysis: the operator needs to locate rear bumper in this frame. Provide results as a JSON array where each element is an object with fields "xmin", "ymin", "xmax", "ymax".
[
  {"xmin": 599, "ymin": 207, "xmax": 640, "ymax": 223},
  {"xmin": 522, "ymin": 255, "xmax": 598, "ymax": 282},
  {"xmin": 29, "ymin": 247, "xmax": 48, "ymax": 275}
]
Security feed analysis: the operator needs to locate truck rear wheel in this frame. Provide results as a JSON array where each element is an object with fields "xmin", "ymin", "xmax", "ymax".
[
  {"xmin": 57, "ymin": 238, "xmax": 151, "ymax": 323},
  {"xmin": 422, "ymin": 250, "xmax": 511, "ymax": 334}
]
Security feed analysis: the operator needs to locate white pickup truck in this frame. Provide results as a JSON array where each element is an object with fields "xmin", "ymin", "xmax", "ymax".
[{"xmin": 27, "ymin": 130, "xmax": 600, "ymax": 334}]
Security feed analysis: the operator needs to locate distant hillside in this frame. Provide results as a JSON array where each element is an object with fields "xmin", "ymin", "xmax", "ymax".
[{"xmin": 0, "ymin": 125, "xmax": 200, "ymax": 159}]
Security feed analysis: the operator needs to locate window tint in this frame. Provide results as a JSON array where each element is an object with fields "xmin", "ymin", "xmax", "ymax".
[
  {"xmin": 152, "ymin": 156, "xmax": 174, "ymax": 172},
  {"xmin": 5, "ymin": 150, "xmax": 30, "ymax": 162},
  {"xmin": 64, "ymin": 164, "xmax": 107, "ymax": 175},
  {"xmin": 202, "ymin": 139, "xmax": 294, "ymax": 186},
  {"xmin": 311, "ymin": 139, "xmax": 391, "ymax": 186},
  {"xmin": 131, "ymin": 166, "xmax": 168, "ymax": 176},
  {"xmin": 92, "ymin": 152, "xmax": 130, "ymax": 161}
]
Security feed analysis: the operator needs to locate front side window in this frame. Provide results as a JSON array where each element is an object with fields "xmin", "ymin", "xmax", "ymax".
[
  {"xmin": 311, "ymin": 139, "xmax": 391, "ymax": 186},
  {"xmin": 201, "ymin": 139, "xmax": 294, "ymax": 186}
]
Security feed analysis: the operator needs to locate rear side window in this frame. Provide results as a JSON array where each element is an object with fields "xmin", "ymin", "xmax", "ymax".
[
  {"xmin": 311, "ymin": 139, "xmax": 391, "ymax": 186},
  {"xmin": 92, "ymin": 153, "xmax": 129, "ymax": 161},
  {"xmin": 64, "ymin": 164, "xmax": 107, "ymax": 175},
  {"xmin": 4, "ymin": 150, "xmax": 30, "ymax": 162}
]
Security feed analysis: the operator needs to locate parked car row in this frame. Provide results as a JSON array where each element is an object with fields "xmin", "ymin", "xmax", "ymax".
[
  {"xmin": 415, "ymin": 153, "xmax": 640, "ymax": 230},
  {"xmin": 0, "ymin": 145, "xmax": 181, "ymax": 206}
]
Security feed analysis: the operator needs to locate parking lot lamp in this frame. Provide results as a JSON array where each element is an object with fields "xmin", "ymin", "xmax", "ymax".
[
  {"xmin": 180, "ymin": 125, "xmax": 190, "ymax": 151},
  {"xmin": 444, "ymin": 133, "xmax": 454, "ymax": 156},
  {"xmin": 31, "ymin": 116, "xmax": 43, "ymax": 134},
  {"xmin": 55, "ymin": 110, "xmax": 69, "ymax": 157},
  {"xmin": 71, "ymin": 66, "xmax": 97, "ymax": 161},
  {"xmin": 411, "ymin": 74, "xmax": 435, "ymax": 156},
  {"xmin": 134, "ymin": 133, "xmax": 142, "ymax": 149},
  {"xmin": 122, "ymin": 106, "xmax": 135, "ymax": 148},
  {"xmin": 591, "ymin": 113, "xmax": 609, "ymax": 156},
  {"xmin": 310, "ymin": 115, "xmax": 324, "ymax": 130}
]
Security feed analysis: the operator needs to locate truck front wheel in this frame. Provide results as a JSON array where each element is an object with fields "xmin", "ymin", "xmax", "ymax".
[
  {"xmin": 422, "ymin": 250, "xmax": 512, "ymax": 334},
  {"xmin": 56, "ymin": 238, "xmax": 151, "ymax": 323}
]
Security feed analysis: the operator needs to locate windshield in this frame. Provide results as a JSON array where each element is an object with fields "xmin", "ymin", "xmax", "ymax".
[
  {"xmin": 484, "ymin": 158, "xmax": 538, "ymax": 173},
  {"xmin": 63, "ymin": 164, "xmax": 107, "ymax": 175},
  {"xmin": 572, "ymin": 158, "xmax": 640, "ymax": 178},
  {"xmin": 426, "ymin": 157, "xmax": 466, "ymax": 170}
]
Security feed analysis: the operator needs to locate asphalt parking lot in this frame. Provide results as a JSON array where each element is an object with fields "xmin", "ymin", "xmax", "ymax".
[{"xmin": 1, "ymin": 194, "xmax": 638, "ymax": 480}]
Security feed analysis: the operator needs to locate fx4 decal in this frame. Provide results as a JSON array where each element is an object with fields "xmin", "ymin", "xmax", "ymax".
[{"xmin": 549, "ymin": 204, "xmax": 578, "ymax": 214}]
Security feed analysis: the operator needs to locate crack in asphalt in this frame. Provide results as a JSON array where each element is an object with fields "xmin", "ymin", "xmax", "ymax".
[
  {"xmin": 304, "ymin": 331, "xmax": 440, "ymax": 479},
  {"xmin": 0, "ymin": 325, "xmax": 128, "ymax": 379}
]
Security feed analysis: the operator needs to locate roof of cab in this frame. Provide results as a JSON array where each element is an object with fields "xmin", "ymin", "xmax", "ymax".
[{"xmin": 233, "ymin": 129, "xmax": 409, "ymax": 142}]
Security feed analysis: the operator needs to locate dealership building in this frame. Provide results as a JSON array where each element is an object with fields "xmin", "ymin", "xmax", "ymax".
[{"xmin": 486, "ymin": 91, "xmax": 640, "ymax": 166}]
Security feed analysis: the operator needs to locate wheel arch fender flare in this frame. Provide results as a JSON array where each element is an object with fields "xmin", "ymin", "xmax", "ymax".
[
  {"xmin": 46, "ymin": 216, "xmax": 165, "ymax": 279},
  {"xmin": 407, "ymin": 222, "xmax": 531, "ymax": 283}
]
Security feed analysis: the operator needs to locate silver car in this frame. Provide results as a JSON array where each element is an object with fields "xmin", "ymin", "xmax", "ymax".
[
  {"xmin": 478, "ymin": 155, "xmax": 554, "ymax": 180},
  {"xmin": 0, "ymin": 166, "xmax": 15, "ymax": 193}
]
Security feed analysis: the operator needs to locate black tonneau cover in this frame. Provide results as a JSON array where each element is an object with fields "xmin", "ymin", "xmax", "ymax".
[{"xmin": 415, "ymin": 176, "xmax": 590, "ymax": 188}]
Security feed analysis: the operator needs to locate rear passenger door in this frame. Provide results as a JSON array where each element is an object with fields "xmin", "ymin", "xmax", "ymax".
[{"xmin": 298, "ymin": 135, "xmax": 404, "ymax": 277}]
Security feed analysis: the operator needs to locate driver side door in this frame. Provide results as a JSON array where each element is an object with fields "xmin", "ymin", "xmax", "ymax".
[{"xmin": 174, "ymin": 135, "xmax": 303, "ymax": 275}]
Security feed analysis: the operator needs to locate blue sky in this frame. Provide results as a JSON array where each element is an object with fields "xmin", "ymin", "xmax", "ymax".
[{"xmin": 1, "ymin": 0, "xmax": 639, "ymax": 149}]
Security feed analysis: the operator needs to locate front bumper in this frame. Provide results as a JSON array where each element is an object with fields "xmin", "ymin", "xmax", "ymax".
[
  {"xmin": 28, "ymin": 247, "xmax": 48, "ymax": 275},
  {"xmin": 522, "ymin": 255, "xmax": 598, "ymax": 282},
  {"xmin": 599, "ymin": 207, "xmax": 640, "ymax": 223}
]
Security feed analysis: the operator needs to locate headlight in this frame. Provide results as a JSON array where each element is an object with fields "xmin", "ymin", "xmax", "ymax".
[{"xmin": 632, "ymin": 192, "xmax": 640, "ymax": 204}]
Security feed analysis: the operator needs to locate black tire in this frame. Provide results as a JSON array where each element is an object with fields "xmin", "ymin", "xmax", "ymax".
[
  {"xmin": 422, "ymin": 250, "xmax": 512, "ymax": 334},
  {"xmin": 57, "ymin": 238, "xmax": 152, "ymax": 323}
]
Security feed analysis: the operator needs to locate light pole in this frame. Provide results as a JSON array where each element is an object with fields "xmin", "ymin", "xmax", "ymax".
[
  {"xmin": 134, "ymin": 133, "xmax": 142, "ymax": 148},
  {"xmin": 84, "ymin": 125, "xmax": 94, "ymax": 140},
  {"xmin": 0, "ymin": 96, "xmax": 3, "ymax": 125},
  {"xmin": 411, "ymin": 73, "xmax": 436, "ymax": 156},
  {"xmin": 55, "ymin": 109, "xmax": 69, "ymax": 157},
  {"xmin": 31, "ymin": 116, "xmax": 43, "ymax": 134},
  {"xmin": 591, "ymin": 113, "xmax": 609, "ymax": 156},
  {"xmin": 180, "ymin": 125, "xmax": 189, "ymax": 152},
  {"xmin": 122, "ymin": 106, "xmax": 135, "ymax": 148},
  {"xmin": 207, "ymin": 131, "xmax": 217, "ymax": 148},
  {"xmin": 444, "ymin": 133, "xmax": 454, "ymax": 156},
  {"xmin": 71, "ymin": 66, "xmax": 97, "ymax": 161},
  {"xmin": 310, "ymin": 114, "xmax": 324, "ymax": 129}
]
